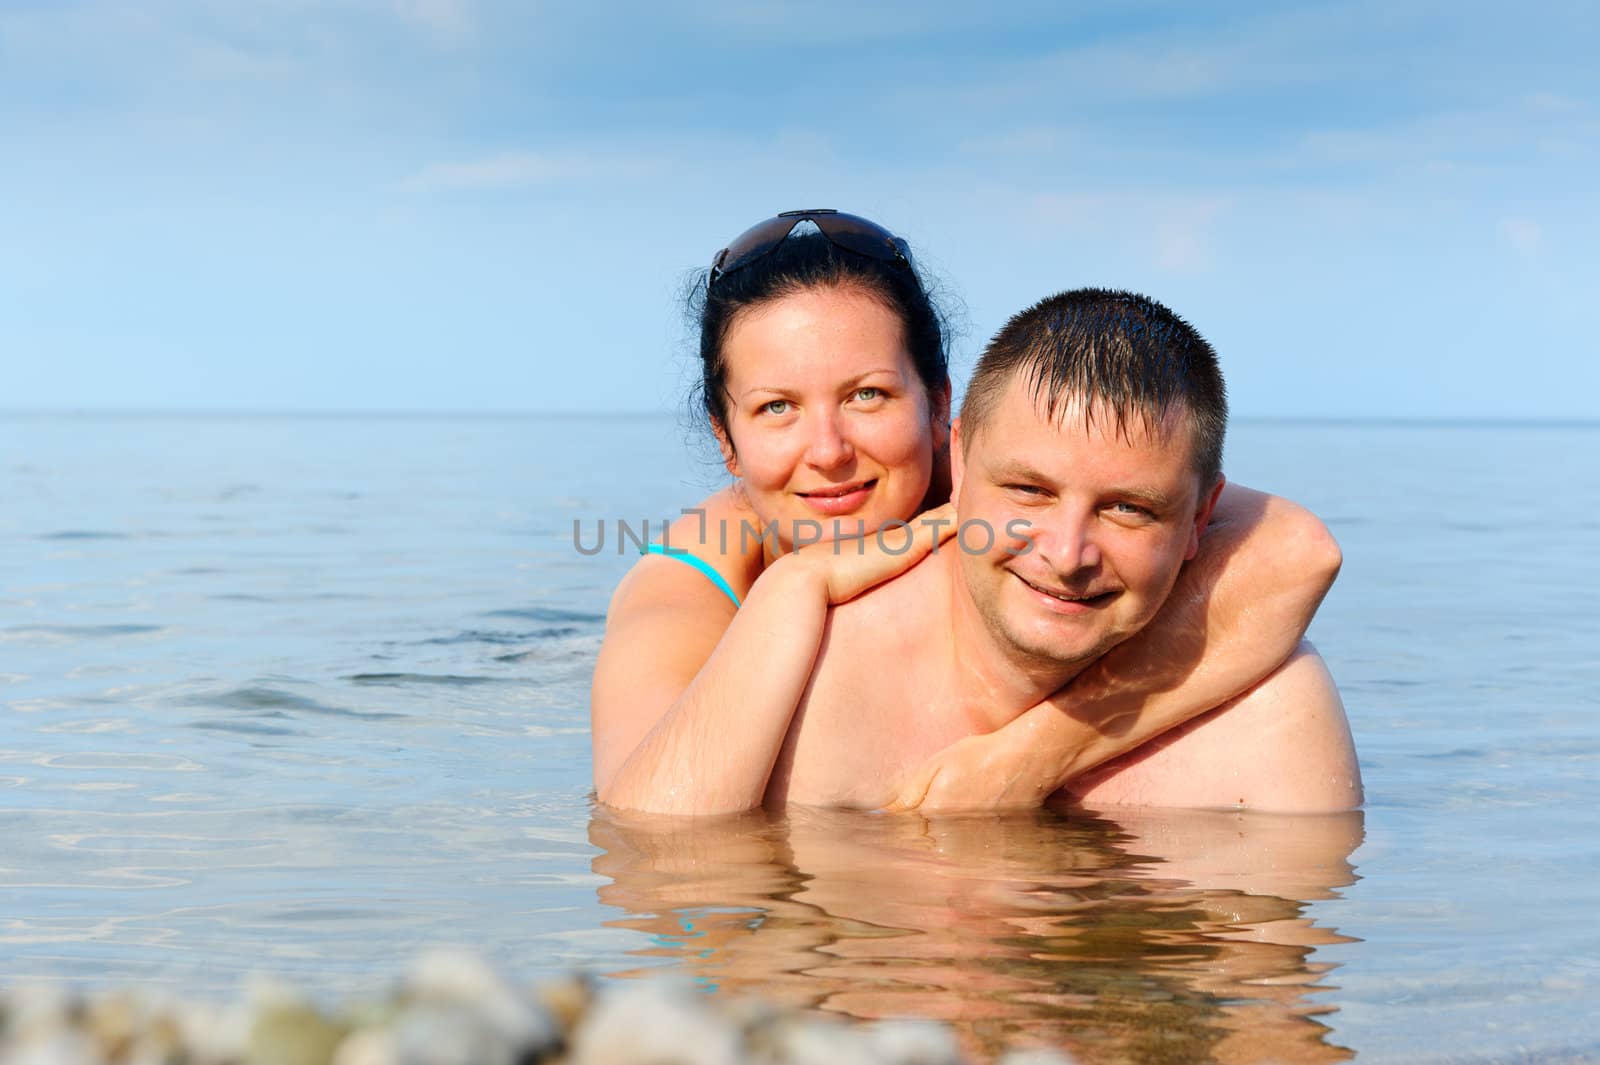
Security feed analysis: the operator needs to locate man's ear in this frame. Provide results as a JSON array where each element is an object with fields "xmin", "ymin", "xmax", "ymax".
[
  {"xmin": 1185, "ymin": 475, "xmax": 1226, "ymax": 560},
  {"xmin": 712, "ymin": 419, "xmax": 741, "ymax": 479},
  {"xmin": 949, "ymin": 417, "xmax": 967, "ymax": 499}
]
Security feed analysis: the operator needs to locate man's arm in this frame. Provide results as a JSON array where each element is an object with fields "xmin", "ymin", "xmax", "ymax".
[{"xmin": 890, "ymin": 484, "xmax": 1344, "ymax": 810}]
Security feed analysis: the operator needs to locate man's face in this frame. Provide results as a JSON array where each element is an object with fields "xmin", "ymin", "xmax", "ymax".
[{"xmin": 951, "ymin": 376, "xmax": 1222, "ymax": 677}]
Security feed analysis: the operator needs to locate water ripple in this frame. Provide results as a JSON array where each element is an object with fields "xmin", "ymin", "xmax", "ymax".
[
  {"xmin": 37, "ymin": 753, "xmax": 204, "ymax": 772},
  {"xmin": 178, "ymin": 686, "xmax": 407, "ymax": 721},
  {"xmin": 37, "ymin": 530, "xmax": 131, "ymax": 541},
  {"xmin": 346, "ymin": 673, "xmax": 509, "ymax": 687},
  {"xmin": 494, "ymin": 646, "xmax": 591, "ymax": 664},
  {"xmin": 40, "ymin": 718, "xmax": 136, "ymax": 735},
  {"xmin": 50, "ymin": 832, "xmax": 276, "ymax": 854},
  {"xmin": 188, "ymin": 719, "xmax": 302, "ymax": 737},
  {"xmin": 1, "ymin": 624, "xmax": 166, "ymax": 642},
  {"xmin": 418, "ymin": 627, "xmax": 579, "ymax": 646},
  {"xmin": 481, "ymin": 607, "xmax": 605, "ymax": 624}
]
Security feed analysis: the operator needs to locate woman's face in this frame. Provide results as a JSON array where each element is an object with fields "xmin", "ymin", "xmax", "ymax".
[{"xmin": 716, "ymin": 284, "xmax": 948, "ymax": 554}]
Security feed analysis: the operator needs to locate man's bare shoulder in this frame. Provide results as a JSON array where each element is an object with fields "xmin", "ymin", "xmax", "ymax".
[{"xmin": 844, "ymin": 543, "xmax": 943, "ymax": 617}]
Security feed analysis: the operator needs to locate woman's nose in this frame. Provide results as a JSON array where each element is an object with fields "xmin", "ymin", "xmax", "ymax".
[{"xmin": 804, "ymin": 413, "xmax": 855, "ymax": 470}]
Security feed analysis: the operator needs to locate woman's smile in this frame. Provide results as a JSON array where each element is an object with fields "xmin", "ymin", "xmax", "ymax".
[{"xmin": 796, "ymin": 479, "xmax": 877, "ymax": 515}]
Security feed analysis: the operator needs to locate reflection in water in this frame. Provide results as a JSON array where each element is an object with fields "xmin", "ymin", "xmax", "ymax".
[{"xmin": 591, "ymin": 803, "xmax": 1363, "ymax": 1064}]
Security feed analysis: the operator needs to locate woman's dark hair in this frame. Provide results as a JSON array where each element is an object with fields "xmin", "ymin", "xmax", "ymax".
[{"xmin": 687, "ymin": 228, "xmax": 952, "ymax": 439}]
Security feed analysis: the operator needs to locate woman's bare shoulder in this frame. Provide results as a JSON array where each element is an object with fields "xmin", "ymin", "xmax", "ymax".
[
  {"xmin": 594, "ymin": 487, "xmax": 757, "ymax": 717},
  {"xmin": 652, "ymin": 486, "xmax": 768, "ymax": 599}
]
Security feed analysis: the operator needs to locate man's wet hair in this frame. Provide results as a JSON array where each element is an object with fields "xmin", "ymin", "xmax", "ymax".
[{"xmin": 959, "ymin": 287, "xmax": 1227, "ymax": 489}]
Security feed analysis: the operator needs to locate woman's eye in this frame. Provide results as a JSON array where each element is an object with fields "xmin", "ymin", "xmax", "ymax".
[
  {"xmin": 759, "ymin": 400, "xmax": 791, "ymax": 416},
  {"xmin": 852, "ymin": 387, "xmax": 883, "ymax": 402}
]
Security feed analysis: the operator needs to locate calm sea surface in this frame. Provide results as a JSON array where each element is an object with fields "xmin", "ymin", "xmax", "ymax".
[{"xmin": 3, "ymin": 413, "xmax": 1598, "ymax": 1063}]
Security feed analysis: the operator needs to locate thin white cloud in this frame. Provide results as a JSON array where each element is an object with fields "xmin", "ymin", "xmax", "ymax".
[
  {"xmin": 669, "ymin": 0, "xmax": 1114, "ymax": 45},
  {"xmin": 924, "ymin": 2, "xmax": 1390, "ymax": 115},
  {"xmin": 1154, "ymin": 219, "xmax": 1212, "ymax": 273},
  {"xmin": 400, "ymin": 149, "xmax": 664, "ymax": 191},
  {"xmin": 390, "ymin": 0, "xmax": 474, "ymax": 42},
  {"xmin": 1287, "ymin": 92, "xmax": 1600, "ymax": 181},
  {"xmin": 403, "ymin": 152, "xmax": 583, "ymax": 190},
  {"xmin": 1499, "ymin": 217, "xmax": 1544, "ymax": 258},
  {"xmin": 252, "ymin": 0, "xmax": 476, "ymax": 39},
  {"xmin": 1024, "ymin": 191, "xmax": 1233, "ymax": 275},
  {"xmin": 1523, "ymin": 92, "xmax": 1586, "ymax": 113},
  {"xmin": 187, "ymin": 41, "xmax": 300, "ymax": 81},
  {"xmin": 957, "ymin": 126, "xmax": 1080, "ymax": 157}
]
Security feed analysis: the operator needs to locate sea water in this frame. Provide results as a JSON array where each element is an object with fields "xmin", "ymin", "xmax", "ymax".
[{"xmin": 3, "ymin": 413, "xmax": 1598, "ymax": 1063}]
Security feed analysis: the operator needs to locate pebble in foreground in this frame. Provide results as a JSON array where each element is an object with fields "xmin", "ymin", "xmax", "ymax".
[{"xmin": 0, "ymin": 952, "xmax": 1078, "ymax": 1065}]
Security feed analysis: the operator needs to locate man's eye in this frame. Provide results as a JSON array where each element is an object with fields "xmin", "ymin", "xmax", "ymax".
[
  {"xmin": 1005, "ymin": 484, "xmax": 1046, "ymax": 497},
  {"xmin": 1109, "ymin": 502, "xmax": 1153, "ymax": 519},
  {"xmin": 759, "ymin": 400, "xmax": 791, "ymax": 415}
]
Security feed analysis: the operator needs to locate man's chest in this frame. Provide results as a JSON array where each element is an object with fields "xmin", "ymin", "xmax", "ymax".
[{"xmin": 766, "ymin": 650, "xmax": 975, "ymax": 809}]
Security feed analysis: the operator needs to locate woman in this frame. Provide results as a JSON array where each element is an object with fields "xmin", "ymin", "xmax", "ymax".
[{"xmin": 591, "ymin": 210, "xmax": 1358, "ymax": 816}]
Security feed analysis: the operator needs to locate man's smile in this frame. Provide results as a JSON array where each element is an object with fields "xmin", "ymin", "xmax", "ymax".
[{"xmin": 1013, "ymin": 572, "xmax": 1117, "ymax": 611}]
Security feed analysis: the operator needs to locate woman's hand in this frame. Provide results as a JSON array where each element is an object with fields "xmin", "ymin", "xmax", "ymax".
[
  {"xmin": 885, "ymin": 709, "xmax": 1064, "ymax": 812},
  {"xmin": 791, "ymin": 502, "xmax": 957, "ymax": 605}
]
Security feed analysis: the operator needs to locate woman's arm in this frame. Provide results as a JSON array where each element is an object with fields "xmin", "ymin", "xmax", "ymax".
[
  {"xmin": 592, "ymin": 502, "xmax": 956, "ymax": 816},
  {"xmin": 890, "ymin": 484, "xmax": 1345, "ymax": 810}
]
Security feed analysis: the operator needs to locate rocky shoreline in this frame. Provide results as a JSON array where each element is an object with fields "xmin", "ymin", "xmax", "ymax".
[{"xmin": 0, "ymin": 953, "xmax": 1074, "ymax": 1065}]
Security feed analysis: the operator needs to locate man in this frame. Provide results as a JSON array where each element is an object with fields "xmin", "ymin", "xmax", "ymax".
[{"xmin": 764, "ymin": 287, "xmax": 1361, "ymax": 811}]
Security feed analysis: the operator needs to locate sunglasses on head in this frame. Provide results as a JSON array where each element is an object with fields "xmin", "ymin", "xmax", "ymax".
[{"xmin": 708, "ymin": 209, "xmax": 914, "ymax": 291}]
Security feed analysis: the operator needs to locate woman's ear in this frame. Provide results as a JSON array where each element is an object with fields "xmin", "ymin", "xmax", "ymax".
[
  {"xmin": 712, "ymin": 418, "xmax": 741, "ymax": 478},
  {"xmin": 949, "ymin": 417, "xmax": 966, "ymax": 499},
  {"xmin": 930, "ymin": 382, "xmax": 954, "ymax": 453}
]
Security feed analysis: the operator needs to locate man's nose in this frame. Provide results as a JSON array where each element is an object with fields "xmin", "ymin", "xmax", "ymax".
[
  {"xmin": 1034, "ymin": 510, "xmax": 1102, "ymax": 575},
  {"xmin": 803, "ymin": 412, "xmax": 855, "ymax": 470}
]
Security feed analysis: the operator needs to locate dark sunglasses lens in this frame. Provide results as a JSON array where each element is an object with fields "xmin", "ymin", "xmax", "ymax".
[
  {"xmin": 710, "ymin": 211, "xmax": 913, "ymax": 290},
  {"xmin": 715, "ymin": 215, "xmax": 802, "ymax": 277},
  {"xmin": 813, "ymin": 212, "xmax": 907, "ymax": 265}
]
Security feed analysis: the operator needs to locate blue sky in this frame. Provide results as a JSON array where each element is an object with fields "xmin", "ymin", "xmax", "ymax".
[{"xmin": 3, "ymin": 0, "xmax": 1595, "ymax": 418}]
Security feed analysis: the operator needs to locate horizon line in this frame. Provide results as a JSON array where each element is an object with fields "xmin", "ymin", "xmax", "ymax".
[{"xmin": 2, "ymin": 408, "xmax": 1598, "ymax": 428}]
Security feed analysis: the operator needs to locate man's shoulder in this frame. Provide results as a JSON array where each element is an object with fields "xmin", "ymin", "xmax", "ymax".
[
  {"xmin": 824, "ymin": 549, "xmax": 949, "ymax": 652},
  {"xmin": 804, "ymin": 549, "xmax": 962, "ymax": 716}
]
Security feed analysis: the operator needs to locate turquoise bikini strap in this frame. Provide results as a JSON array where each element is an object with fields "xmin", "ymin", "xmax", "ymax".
[{"xmin": 641, "ymin": 543, "xmax": 742, "ymax": 608}]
